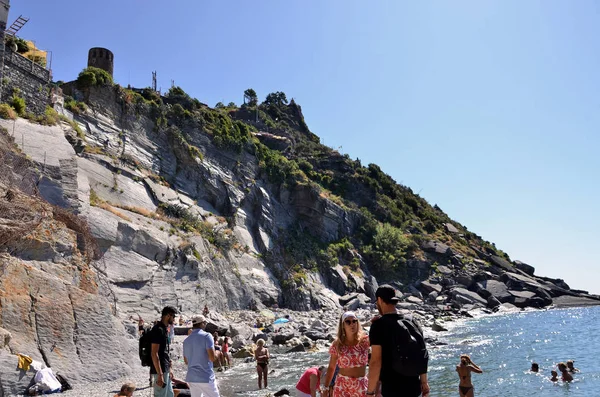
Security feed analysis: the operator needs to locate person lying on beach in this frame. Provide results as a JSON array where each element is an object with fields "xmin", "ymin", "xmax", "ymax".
[
  {"xmin": 549, "ymin": 370, "xmax": 558, "ymax": 382},
  {"xmin": 113, "ymin": 382, "xmax": 135, "ymax": 397},
  {"xmin": 557, "ymin": 363, "xmax": 573, "ymax": 382},
  {"xmin": 566, "ymin": 360, "xmax": 579, "ymax": 373},
  {"xmin": 170, "ymin": 370, "xmax": 190, "ymax": 397},
  {"xmin": 456, "ymin": 354, "xmax": 482, "ymax": 397}
]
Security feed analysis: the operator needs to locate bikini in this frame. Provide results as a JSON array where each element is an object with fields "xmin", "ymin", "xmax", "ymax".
[
  {"xmin": 328, "ymin": 336, "xmax": 370, "ymax": 397},
  {"xmin": 458, "ymin": 373, "xmax": 473, "ymax": 395}
]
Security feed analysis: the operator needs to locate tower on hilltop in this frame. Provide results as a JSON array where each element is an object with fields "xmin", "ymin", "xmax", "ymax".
[{"xmin": 88, "ymin": 47, "xmax": 113, "ymax": 77}]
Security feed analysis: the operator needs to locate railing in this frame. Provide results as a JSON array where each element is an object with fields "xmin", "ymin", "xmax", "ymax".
[{"xmin": 4, "ymin": 48, "xmax": 51, "ymax": 82}]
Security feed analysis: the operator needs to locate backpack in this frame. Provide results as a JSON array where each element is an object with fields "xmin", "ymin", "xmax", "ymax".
[
  {"xmin": 139, "ymin": 328, "xmax": 153, "ymax": 367},
  {"xmin": 390, "ymin": 314, "xmax": 429, "ymax": 376}
]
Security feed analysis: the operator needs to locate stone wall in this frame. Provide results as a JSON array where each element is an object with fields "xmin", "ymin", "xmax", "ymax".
[{"xmin": 1, "ymin": 48, "xmax": 51, "ymax": 115}]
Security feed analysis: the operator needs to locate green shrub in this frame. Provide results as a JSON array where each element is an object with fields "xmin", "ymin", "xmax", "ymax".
[
  {"xmin": 5, "ymin": 36, "xmax": 29, "ymax": 53},
  {"xmin": 0, "ymin": 103, "xmax": 17, "ymax": 119},
  {"xmin": 76, "ymin": 67, "xmax": 113, "ymax": 90},
  {"xmin": 64, "ymin": 98, "xmax": 87, "ymax": 114},
  {"xmin": 363, "ymin": 223, "xmax": 410, "ymax": 275},
  {"xmin": 10, "ymin": 95, "xmax": 25, "ymax": 116}
]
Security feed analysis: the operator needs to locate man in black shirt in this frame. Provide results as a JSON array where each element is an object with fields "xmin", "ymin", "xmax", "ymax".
[
  {"xmin": 151, "ymin": 306, "xmax": 177, "ymax": 397},
  {"xmin": 367, "ymin": 285, "xmax": 430, "ymax": 397}
]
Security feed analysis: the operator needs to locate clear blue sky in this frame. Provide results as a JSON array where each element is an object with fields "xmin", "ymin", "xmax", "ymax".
[{"xmin": 10, "ymin": 1, "xmax": 599, "ymax": 294}]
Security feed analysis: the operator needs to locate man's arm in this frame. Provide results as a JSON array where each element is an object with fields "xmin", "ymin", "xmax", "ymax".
[
  {"xmin": 323, "ymin": 352, "xmax": 338, "ymax": 395},
  {"xmin": 367, "ymin": 345, "xmax": 382, "ymax": 395},
  {"xmin": 206, "ymin": 334, "xmax": 216, "ymax": 362},
  {"xmin": 309, "ymin": 374, "xmax": 319, "ymax": 397},
  {"xmin": 420, "ymin": 373, "xmax": 430, "ymax": 396},
  {"xmin": 151, "ymin": 343, "xmax": 164, "ymax": 386}
]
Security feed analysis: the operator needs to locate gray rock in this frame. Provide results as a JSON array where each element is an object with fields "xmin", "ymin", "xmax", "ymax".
[
  {"xmin": 304, "ymin": 330, "xmax": 329, "ymax": 341},
  {"xmin": 487, "ymin": 296, "xmax": 501, "ymax": 309},
  {"xmin": 345, "ymin": 298, "xmax": 360, "ymax": 311},
  {"xmin": 444, "ymin": 223, "xmax": 459, "ymax": 233},
  {"xmin": 339, "ymin": 293, "xmax": 359, "ymax": 306},
  {"xmin": 422, "ymin": 241, "xmax": 451, "ymax": 255},
  {"xmin": 450, "ymin": 288, "xmax": 487, "ymax": 306},
  {"xmin": 484, "ymin": 280, "xmax": 513, "ymax": 303},
  {"xmin": 490, "ymin": 256, "xmax": 513, "ymax": 271},
  {"xmin": 432, "ymin": 322, "xmax": 448, "ymax": 332},
  {"xmin": 419, "ymin": 280, "xmax": 442, "ymax": 294},
  {"xmin": 427, "ymin": 291, "xmax": 438, "ymax": 302},
  {"xmin": 406, "ymin": 296, "xmax": 423, "ymax": 305},
  {"xmin": 286, "ymin": 344, "xmax": 306, "ymax": 353},
  {"xmin": 514, "ymin": 260, "xmax": 535, "ymax": 276},
  {"xmin": 0, "ymin": 328, "xmax": 11, "ymax": 349},
  {"xmin": 272, "ymin": 332, "xmax": 296, "ymax": 345}
]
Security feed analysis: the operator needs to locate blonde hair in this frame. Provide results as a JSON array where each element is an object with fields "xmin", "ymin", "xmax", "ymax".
[
  {"xmin": 335, "ymin": 312, "xmax": 364, "ymax": 346},
  {"xmin": 256, "ymin": 338, "xmax": 265, "ymax": 347}
]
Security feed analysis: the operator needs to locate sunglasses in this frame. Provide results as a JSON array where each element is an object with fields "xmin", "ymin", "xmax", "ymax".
[{"xmin": 344, "ymin": 319, "xmax": 358, "ymax": 325}]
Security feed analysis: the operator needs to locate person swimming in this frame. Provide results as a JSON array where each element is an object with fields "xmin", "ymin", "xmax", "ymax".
[
  {"xmin": 549, "ymin": 370, "xmax": 558, "ymax": 382},
  {"xmin": 530, "ymin": 362, "xmax": 539, "ymax": 373},
  {"xmin": 566, "ymin": 360, "xmax": 579, "ymax": 373},
  {"xmin": 557, "ymin": 362, "xmax": 573, "ymax": 382},
  {"xmin": 456, "ymin": 354, "xmax": 483, "ymax": 397}
]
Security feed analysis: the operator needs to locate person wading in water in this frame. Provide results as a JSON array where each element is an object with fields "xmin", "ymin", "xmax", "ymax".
[
  {"xmin": 456, "ymin": 354, "xmax": 482, "ymax": 397},
  {"xmin": 255, "ymin": 338, "xmax": 270, "ymax": 389},
  {"xmin": 323, "ymin": 311, "xmax": 369, "ymax": 397}
]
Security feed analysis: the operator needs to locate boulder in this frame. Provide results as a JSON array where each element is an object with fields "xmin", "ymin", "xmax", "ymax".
[
  {"xmin": 310, "ymin": 319, "xmax": 327, "ymax": 331},
  {"xmin": 419, "ymin": 280, "xmax": 442, "ymax": 295},
  {"xmin": 514, "ymin": 260, "xmax": 535, "ymax": 276},
  {"xmin": 304, "ymin": 330, "xmax": 329, "ymax": 341},
  {"xmin": 286, "ymin": 344, "xmax": 306, "ymax": 353},
  {"xmin": 328, "ymin": 265, "xmax": 349, "ymax": 295},
  {"xmin": 450, "ymin": 288, "xmax": 487, "ymax": 306},
  {"xmin": 344, "ymin": 298, "xmax": 360, "ymax": 311},
  {"xmin": 432, "ymin": 322, "xmax": 448, "ymax": 332},
  {"xmin": 490, "ymin": 256, "xmax": 513, "ymax": 271},
  {"xmin": 406, "ymin": 296, "xmax": 423, "ymax": 305},
  {"xmin": 232, "ymin": 345, "xmax": 255, "ymax": 359},
  {"xmin": 272, "ymin": 331, "xmax": 296, "ymax": 345},
  {"xmin": 339, "ymin": 293, "xmax": 359, "ymax": 306},
  {"xmin": 484, "ymin": 280, "xmax": 513, "ymax": 303},
  {"xmin": 421, "ymin": 241, "xmax": 451, "ymax": 255},
  {"xmin": 229, "ymin": 323, "xmax": 254, "ymax": 343},
  {"xmin": 252, "ymin": 332, "xmax": 268, "ymax": 343},
  {"xmin": 487, "ymin": 296, "xmax": 501, "ymax": 309},
  {"xmin": 455, "ymin": 274, "xmax": 474, "ymax": 288},
  {"xmin": 444, "ymin": 223, "xmax": 459, "ymax": 233},
  {"xmin": 427, "ymin": 291, "xmax": 438, "ymax": 303},
  {"xmin": 205, "ymin": 314, "xmax": 230, "ymax": 335},
  {"xmin": 437, "ymin": 266, "xmax": 453, "ymax": 275}
]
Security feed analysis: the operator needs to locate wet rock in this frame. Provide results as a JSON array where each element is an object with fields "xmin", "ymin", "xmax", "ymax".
[
  {"xmin": 432, "ymin": 322, "xmax": 448, "ymax": 332},
  {"xmin": 484, "ymin": 280, "xmax": 512, "ymax": 303},
  {"xmin": 286, "ymin": 344, "xmax": 306, "ymax": 353},
  {"xmin": 233, "ymin": 345, "xmax": 255, "ymax": 358},
  {"xmin": 304, "ymin": 330, "xmax": 329, "ymax": 341}
]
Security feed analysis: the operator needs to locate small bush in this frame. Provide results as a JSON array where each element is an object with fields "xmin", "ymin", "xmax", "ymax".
[
  {"xmin": 76, "ymin": 67, "xmax": 113, "ymax": 90},
  {"xmin": 64, "ymin": 98, "xmax": 87, "ymax": 114},
  {"xmin": 10, "ymin": 95, "xmax": 25, "ymax": 116},
  {"xmin": 0, "ymin": 103, "xmax": 17, "ymax": 120}
]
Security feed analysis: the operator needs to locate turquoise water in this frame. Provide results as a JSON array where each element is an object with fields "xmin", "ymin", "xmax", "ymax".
[{"xmin": 217, "ymin": 306, "xmax": 600, "ymax": 396}]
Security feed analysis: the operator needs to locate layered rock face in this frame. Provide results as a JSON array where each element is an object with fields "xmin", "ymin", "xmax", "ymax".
[{"xmin": 0, "ymin": 83, "xmax": 598, "ymax": 395}]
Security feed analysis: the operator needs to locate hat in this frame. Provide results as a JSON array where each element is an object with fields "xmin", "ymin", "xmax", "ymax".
[
  {"xmin": 376, "ymin": 285, "xmax": 400, "ymax": 304},
  {"xmin": 342, "ymin": 311, "xmax": 357, "ymax": 322},
  {"xmin": 192, "ymin": 315, "xmax": 207, "ymax": 325}
]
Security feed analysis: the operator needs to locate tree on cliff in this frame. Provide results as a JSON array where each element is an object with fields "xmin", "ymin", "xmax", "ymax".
[
  {"xmin": 244, "ymin": 88, "xmax": 258, "ymax": 106},
  {"xmin": 264, "ymin": 91, "xmax": 288, "ymax": 107}
]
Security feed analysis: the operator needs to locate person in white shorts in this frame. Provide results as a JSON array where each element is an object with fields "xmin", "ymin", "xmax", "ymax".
[{"xmin": 183, "ymin": 315, "xmax": 220, "ymax": 397}]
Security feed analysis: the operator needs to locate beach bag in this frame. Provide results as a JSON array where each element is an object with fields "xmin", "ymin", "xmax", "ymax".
[
  {"xmin": 139, "ymin": 328, "xmax": 153, "ymax": 367},
  {"xmin": 391, "ymin": 314, "xmax": 429, "ymax": 376}
]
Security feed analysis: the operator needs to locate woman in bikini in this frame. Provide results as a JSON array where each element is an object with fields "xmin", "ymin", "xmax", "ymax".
[
  {"xmin": 323, "ymin": 311, "xmax": 369, "ymax": 397},
  {"xmin": 255, "ymin": 338, "xmax": 270, "ymax": 389},
  {"xmin": 456, "ymin": 354, "xmax": 482, "ymax": 397}
]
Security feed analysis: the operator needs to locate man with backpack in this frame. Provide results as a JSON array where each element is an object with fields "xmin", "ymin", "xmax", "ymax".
[
  {"xmin": 367, "ymin": 285, "xmax": 430, "ymax": 397},
  {"xmin": 150, "ymin": 306, "xmax": 178, "ymax": 397}
]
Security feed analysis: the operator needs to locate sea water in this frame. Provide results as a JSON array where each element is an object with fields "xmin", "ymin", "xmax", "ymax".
[{"xmin": 217, "ymin": 306, "xmax": 600, "ymax": 396}]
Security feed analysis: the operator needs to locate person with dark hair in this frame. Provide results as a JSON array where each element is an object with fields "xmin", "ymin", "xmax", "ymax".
[
  {"xmin": 296, "ymin": 366, "xmax": 326, "ymax": 397},
  {"xmin": 557, "ymin": 362, "xmax": 573, "ymax": 382},
  {"xmin": 549, "ymin": 370, "xmax": 559, "ymax": 382},
  {"xmin": 530, "ymin": 362, "xmax": 539, "ymax": 373},
  {"xmin": 367, "ymin": 285, "xmax": 430, "ymax": 397},
  {"xmin": 183, "ymin": 315, "xmax": 220, "ymax": 397},
  {"xmin": 566, "ymin": 360, "xmax": 579, "ymax": 373},
  {"xmin": 151, "ymin": 306, "xmax": 177, "ymax": 397},
  {"xmin": 113, "ymin": 383, "xmax": 135, "ymax": 397},
  {"xmin": 456, "ymin": 354, "xmax": 482, "ymax": 397}
]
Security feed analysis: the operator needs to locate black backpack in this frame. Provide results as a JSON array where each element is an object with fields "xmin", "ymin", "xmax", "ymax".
[
  {"xmin": 139, "ymin": 328, "xmax": 153, "ymax": 367},
  {"xmin": 390, "ymin": 314, "xmax": 429, "ymax": 376}
]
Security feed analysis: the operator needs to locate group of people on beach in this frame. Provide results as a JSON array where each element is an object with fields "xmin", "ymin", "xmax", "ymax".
[{"xmin": 531, "ymin": 359, "xmax": 579, "ymax": 382}]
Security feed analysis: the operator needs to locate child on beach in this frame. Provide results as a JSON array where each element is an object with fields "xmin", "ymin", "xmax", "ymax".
[
  {"xmin": 557, "ymin": 363, "xmax": 573, "ymax": 382},
  {"xmin": 456, "ymin": 354, "xmax": 483, "ymax": 397},
  {"xmin": 113, "ymin": 383, "xmax": 135, "ymax": 397}
]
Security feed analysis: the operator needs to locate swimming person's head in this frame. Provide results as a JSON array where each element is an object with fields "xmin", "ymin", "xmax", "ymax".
[
  {"xmin": 531, "ymin": 362, "xmax": 539, "ymax": 372},
  {"xmin": 550, "ymin": 370, "xmax": 558, "ymax": 379},
  {"xmin": 557, "ymin": 362, "xmax": 567, "ymax": 372},
  {"xmin": 567, "ymin": 360, "xmax": 575, "ymax": 370}
]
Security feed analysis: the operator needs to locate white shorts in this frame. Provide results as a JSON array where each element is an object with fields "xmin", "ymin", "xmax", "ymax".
[{"xmin": 189, "ymin": 380, "xmax": 220, "ymax": 397}]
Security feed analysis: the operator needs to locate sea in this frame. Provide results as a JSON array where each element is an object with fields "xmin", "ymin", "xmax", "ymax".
[{"xmin": 216, "ymin": 306, "xmax": 600, "ymax": 397}]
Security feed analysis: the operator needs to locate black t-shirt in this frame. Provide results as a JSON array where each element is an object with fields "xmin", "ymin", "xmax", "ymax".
[
  {"xmin": 149, "ymin": 322, "xmax": 170, "ymax": 375},
  {"xmin": 369, "ymin": 313, "xmax": 423, "ymax": 397}
]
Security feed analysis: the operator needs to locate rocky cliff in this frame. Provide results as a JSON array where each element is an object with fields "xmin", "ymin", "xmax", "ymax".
[{"xmin": 0, "ymin": 77, "xmax": 598, "ymax": 395}]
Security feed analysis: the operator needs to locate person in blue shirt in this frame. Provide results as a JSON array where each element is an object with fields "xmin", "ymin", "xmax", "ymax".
[{"xmin": 183, "ymin": 315, "xmax": 220, "ymax": 397}]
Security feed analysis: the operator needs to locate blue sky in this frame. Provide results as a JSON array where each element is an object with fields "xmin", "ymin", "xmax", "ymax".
[{"xmin": 10, "ymin": 1, "xmax": 599, "ymax": 294}]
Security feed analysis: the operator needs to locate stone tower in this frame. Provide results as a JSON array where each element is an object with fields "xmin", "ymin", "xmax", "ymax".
[{"xmin": 87, "ymin": 47, "xmax": 113, "ymax": 77}]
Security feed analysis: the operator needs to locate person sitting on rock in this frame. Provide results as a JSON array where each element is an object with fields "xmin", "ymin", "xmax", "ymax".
[
  {"xmin": 530, "ymin": 362, "xmax": 539, "ymax": 373},
  {"xmin": 255, "ymin": 338, "xmax": 270, "ymax": 389},
  {"xmin": 203, "ymin": 305, "xmax": 210, "ymax": 316},
  {"xmin": 113, "ymin": 382, "xmax": 135, "ymax": 397},
  {"xmin": 566, "ymin": 360, "xmax": 579, "ymax": 373},
  {"xmin": 549, "ymin": 370, "xmax": 559, "ymax": 382},
  {"xmin": 557, "ymin": 362, "xmax": 573, "ymax": 382}
]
